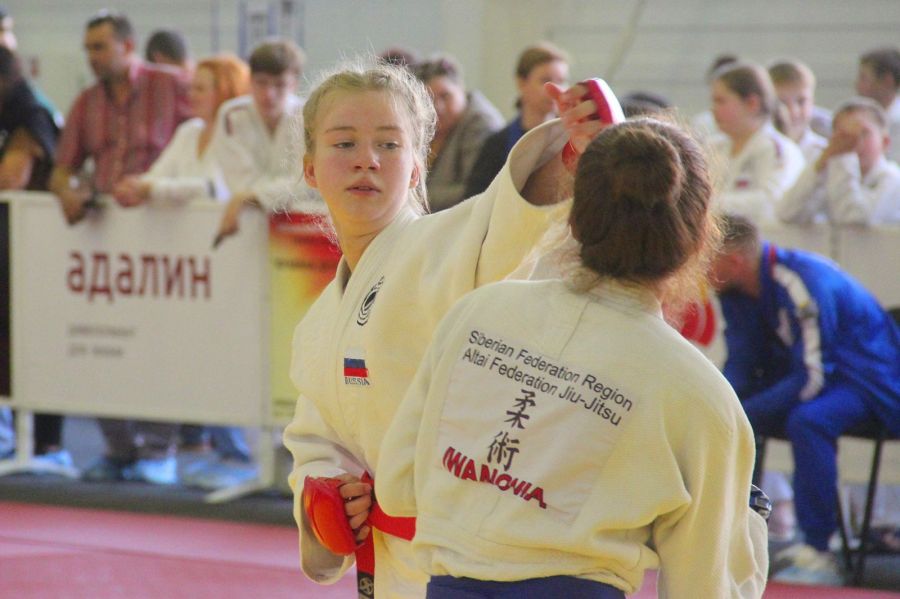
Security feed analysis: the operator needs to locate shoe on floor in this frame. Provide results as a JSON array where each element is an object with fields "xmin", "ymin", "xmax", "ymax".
[
  {"xmin": 32, "ymin": 449, "xmax": 75, "ymax": 471},
  {"xmin": 82, "ymin": 456, "xmax": 130, "ymax": 482},
  {"xmin": 122, "ymin": 456, "xmax": 178, "ymax": 485},
  {"xmin": 771, "ymin": 544, "xmax": 844, "ymax": 586},
  {"xmin": 181, "ymin": 458, "xmax": 258, "ymax": 491}
]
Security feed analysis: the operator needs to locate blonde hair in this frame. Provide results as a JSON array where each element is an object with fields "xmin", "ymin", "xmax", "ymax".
[
  {"xmin": 768, "ymin": 59, "xmax": 816, "ymax": 89},
  {"xmin": 303, "ymin": 59, "xmax": 436, "ymax": 214},
  {"xmin": 834, "ymin": 96, "xmax": 888, "ymax": 132}
]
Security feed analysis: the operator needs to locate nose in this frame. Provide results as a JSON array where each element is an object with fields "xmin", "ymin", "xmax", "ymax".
[{"xmin": 354, "ymin": 146, "xmax": 380, "ymax": 171}]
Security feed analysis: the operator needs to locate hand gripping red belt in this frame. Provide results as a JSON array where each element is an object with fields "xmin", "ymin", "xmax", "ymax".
[
  {"xmin": 560, "ymin": 78, "xmax": 625, "ymax": 172},
  {"xmin": 303, "ymin": 473, "xmax": 415, "ymax": 598}
]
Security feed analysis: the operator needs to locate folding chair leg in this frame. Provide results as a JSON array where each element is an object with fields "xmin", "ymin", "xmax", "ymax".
[
  {"xmin": 852, "ymin": 433, "xmax": 885, "ymax": 586},
  {"xmin": 752, "ymin": 436, "xmax": 767, "ymax": 487},
  {"xmin": 835, "ymin": 487, "xmax": 854, "ymax": 574}
]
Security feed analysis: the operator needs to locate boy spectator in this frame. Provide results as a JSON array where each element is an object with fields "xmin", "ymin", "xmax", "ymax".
[
  {"xmin": 855, "ymin": 46, "xmax": 900, "ymax": 163},
  {"xmin": 711, "ymin": 214, "xmax": 900, "ymax": 585},
  {"xmin": 769, "ymin": 60, "xmax": 827, "ymax": 162},
  {"xmin": 778, "ymin": 97, "xmax": 900, "ymax": 225},
  {"xmin": 49, "ymin": 10, "xmax": 189, "ymax": 225},
  {"xmin": 212, "ymin": 39, "xmax": 316, "ymax": 242}
]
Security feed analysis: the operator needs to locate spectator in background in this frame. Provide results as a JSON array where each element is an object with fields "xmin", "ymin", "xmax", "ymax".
[
  {"xmin": 113, "ymin": 54, "xmax": 248, "ymax": 207},
  {"xmin": 49, "ymin": 10, "xmax": 190, "ymax": 225},
  {"xmin": 415, "ymin": 54, "xmax": 504, "ymax": 211},
  {"xmin": 709, "ymin": 62, "xmax": 804, "ymax": 223},
  {"xmin": 0, "ymin": 5, "xmax": 16, "ymax": 49},
  {"xmin": 691, "ymin": 53, "xmax": 739, "ymax": 140},
  {"xmin": 856, "ymin": 46, "xmax": 900, "ymax": 163},
  {"xmin": 0, "ymin": 5, "xmax": 63, "ymax": 127},
  {"xmin": 769, "ymin": 60, "xmax": 827, "ymax": 163},
  {"xmin": 378, "ymin": 46, "xmax": 419, "ymax": 70},
  {"xmin": 145, "ymin": 28, "xmax": 193, "ymax": 75},
  {"xmin": 711, "ymin": 214, "xmax": 900, "ymax": 586},
  {"xmin": 778, "ymin": 97, "xmax": 900, "ymax": 225},
  {"xmin": 464, "ymin": 42, "xmax": 569, "ymax": 197},
  {"xmin": 51, "ymin": 11, "xmax": 189, "ymax": 486},
  {"xmin": 0, "ymin": 46, "xmax": 57, "ymax": 190},
  {"xmin": 212, "ymin": 39, "xmax": 317, "ymax": 244},
  {"xmin": 113, "ymin": 54, "xmax": 259, "ymax": 490},
  {"xmin": 620, "ymin": 90, "xmax": 672, "ymax": 118},
  {"xmin": 0, "ymin": 39, "xmax": 70, "ymax": 472}
]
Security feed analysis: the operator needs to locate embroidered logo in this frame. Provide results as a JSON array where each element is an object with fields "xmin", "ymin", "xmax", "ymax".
[
  {"xmin": 357, "ymin": 276, "xmax": 384, "ymax": 326},
  {"xmin": 344, "ymin": 350, "xmax": 370, "ymax": 386}
]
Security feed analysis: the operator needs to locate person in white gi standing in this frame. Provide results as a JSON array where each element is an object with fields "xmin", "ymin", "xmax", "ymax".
[
  {"xmin": 282, "ymin": 61, "xmax": 606, "ymax": 598},
  {"xmin": 376, "ymin": 118, "xmax": 769, "ymax": 598}
]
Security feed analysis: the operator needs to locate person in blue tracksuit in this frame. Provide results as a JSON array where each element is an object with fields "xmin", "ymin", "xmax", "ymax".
[{"xmin": 711, "ymin": 213, "xmax": 900, "ymax": 585}]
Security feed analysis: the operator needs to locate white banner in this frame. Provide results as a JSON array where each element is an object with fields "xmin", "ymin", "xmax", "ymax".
[{"xmin": 8, "ymin": 193, "xmax": 269, "ymax": 426}]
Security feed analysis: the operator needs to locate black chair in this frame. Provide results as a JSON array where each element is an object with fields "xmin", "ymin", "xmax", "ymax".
[{"xmin": 754, "ymin": 306, "xmax": 900, "ymax": 586}]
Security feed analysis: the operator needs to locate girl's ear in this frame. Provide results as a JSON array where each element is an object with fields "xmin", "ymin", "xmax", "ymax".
[
  {"xmin": 303, "ymin": 154, "xmax": 317, "ymax": 188},
  {"xmin": 409, "ymin": 163, "xmax": 420, "ymax": 189}
]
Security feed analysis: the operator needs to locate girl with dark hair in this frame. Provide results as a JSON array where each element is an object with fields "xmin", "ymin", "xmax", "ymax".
[{"xmin": 376, "ymin": 118, "xmax": 769, "ymax": 598}]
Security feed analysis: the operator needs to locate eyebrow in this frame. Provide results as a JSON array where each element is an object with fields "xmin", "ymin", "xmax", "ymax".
[{"xmin": 323, "ymin": 125, "xmax": 404, "ymax": 133}]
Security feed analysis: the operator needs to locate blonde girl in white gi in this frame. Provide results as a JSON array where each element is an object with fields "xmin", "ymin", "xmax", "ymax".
[
  {"xmin": 710, "ymin": 62, "xmax": 804, "ymax": 223},
  {"xmin": 282, "ymin": 60, "xmax": 604, "ymax": 598},
  {"xmin": 376, "ymin": 119, "xmax": 770, "ymax": 598}
]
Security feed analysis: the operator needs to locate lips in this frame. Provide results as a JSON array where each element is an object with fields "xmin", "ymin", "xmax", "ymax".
[{"xmin": 348, "ymin": 181, "xmax": 381, "ymax": 193}]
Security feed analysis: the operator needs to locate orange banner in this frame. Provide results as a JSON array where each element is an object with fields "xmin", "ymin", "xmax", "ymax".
[{"xmin": 269, "ymin": 212, "xmax": 341, "ymax": 422}]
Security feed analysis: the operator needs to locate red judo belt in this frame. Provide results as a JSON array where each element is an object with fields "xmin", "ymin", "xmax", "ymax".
[{"xmin": 302, "ymin": 473, "xmax": 416, "ymax": 599}]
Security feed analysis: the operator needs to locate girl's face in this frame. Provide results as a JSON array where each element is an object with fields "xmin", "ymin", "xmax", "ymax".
[
  {"xmin": 711, "ymin": 80, "xmax": 760, "ymax": 138},
  {"xmin": 304, "ymin": 89, "xmax": 419, "ymax": 239},
  {"xmin": 189, "ymin": 66, "xmax": 219, "ymax": 122},
  {"xmin": 517, "ymin": 59, "xmax": 569, "ymax": 116}
]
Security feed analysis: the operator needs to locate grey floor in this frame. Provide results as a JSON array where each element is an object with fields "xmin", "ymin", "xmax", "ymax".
[{"xmin": 1, "ymin": 416, "xmax": 899, "ymax": 593}]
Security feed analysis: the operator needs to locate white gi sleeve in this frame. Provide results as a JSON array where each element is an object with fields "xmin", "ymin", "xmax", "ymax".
[
  {"xmin": 719, "ymin": 139, "xmax": 804, "ymax": 224},
  {"xmin": 776, "ymin": 162, "xmax": 827, "ymax": 224},
  {"xmin": 651, "ymin": 390, "xmax": 768, "ymax": 599},
  {"xmin": 141, "ymin": 123, "xmax": 219, "ymax": 204},
  {"xmin": 826, "ymin": 154, "xmax": 900, "ymax": 225},
  {"xmin": 473, "ymin": 120, "xmax": 569, "ymax": 287},
  {"xmin": 283, "ymin": 394, "xmax": 360, "ymax": 584}
]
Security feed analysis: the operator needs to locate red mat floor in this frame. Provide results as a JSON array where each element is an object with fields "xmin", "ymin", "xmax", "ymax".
[{"xmin": 0, "ymin": 502, "xmax": 896, "ymax": 598}]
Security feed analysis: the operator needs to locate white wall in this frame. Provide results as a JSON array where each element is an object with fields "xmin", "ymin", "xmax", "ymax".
[{"xmin": 5, "ymin": 0, "xmax": 900, "ymax": 121}]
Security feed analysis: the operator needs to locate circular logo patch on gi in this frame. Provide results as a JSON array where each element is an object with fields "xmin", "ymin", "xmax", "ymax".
[{"xmin": 357, "ymin": 276, "xmax": 384, "ymax": 326}]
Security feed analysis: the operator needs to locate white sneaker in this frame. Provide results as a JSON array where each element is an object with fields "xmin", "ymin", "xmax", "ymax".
[
  {"xmin": 32, "ymin": 449, "xmax": 75, "ymax": 471},
  {"xmin": 772, "ymin": 544, "xmax": 844, "ymax": 586}
]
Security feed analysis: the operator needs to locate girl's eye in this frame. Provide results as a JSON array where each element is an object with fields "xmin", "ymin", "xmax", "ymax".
[
  {"xmin": 334, "ymin": 141, "xmax": 354, "ymax": 149},
  {"xmin": 381, "ymin": 141, "xmax": 401, "ymax": 150}
]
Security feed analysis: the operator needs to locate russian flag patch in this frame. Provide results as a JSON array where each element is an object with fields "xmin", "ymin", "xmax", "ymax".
[{"xmin": 344, "ymin": 351, "xmax": 370, "ymax": 385}]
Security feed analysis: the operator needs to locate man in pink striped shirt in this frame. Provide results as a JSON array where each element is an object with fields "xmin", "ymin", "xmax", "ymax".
[{"xmin": 49, "ymin": 11, "xmax": 189, "ymax": 224}]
